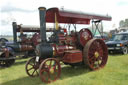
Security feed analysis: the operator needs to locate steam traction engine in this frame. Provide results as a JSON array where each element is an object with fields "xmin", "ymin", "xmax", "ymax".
[
  {"xmin": 0, "ymin": 23, "xmax": 42, "ymax": 67},
  {"xmin": 25, "ymin": 7, "xmax": 112, "ymax": 83}
]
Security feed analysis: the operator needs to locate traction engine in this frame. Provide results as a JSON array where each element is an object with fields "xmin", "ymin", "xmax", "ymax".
[
  {"xmin": 25, "ymin": 7, "xmax": 112, "ymax": 83},
  {"xmin": 0, "ymin": 23, "xmax": 41, "ymax": 67}
]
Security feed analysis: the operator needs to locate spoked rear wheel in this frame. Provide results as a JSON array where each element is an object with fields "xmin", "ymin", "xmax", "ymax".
[
  {"xmin": 83, "ymin": 39, "xmax": 108, "ymax": 70},
  {"xmin": 39, "ymin": 58, "xmax": 61, "ymax": 83},
  {"xmin": 25, "ymin": 57, "xmax": 39, "ymax": 77}
]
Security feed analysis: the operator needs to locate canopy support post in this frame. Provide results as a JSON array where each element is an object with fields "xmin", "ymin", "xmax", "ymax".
[{"xmin": 92, "ymin": 20, "xmax": 104, "ymax": 38}]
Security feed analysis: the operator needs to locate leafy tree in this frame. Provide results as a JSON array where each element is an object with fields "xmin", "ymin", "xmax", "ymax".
[
  {"xmin": 119, "ymin": 19, "xmax": 128, "ymax": 27},
  {"xmin": 119, "ymin": 20, "xmax": 125, "ymax": 27},
  {"xmin": 125, "ymin": 19, "xmax": 128, "ymax": 27}
]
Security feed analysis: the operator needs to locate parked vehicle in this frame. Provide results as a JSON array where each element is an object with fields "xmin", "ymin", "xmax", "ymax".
[
  {"xmin": 106, "ymin": 32, "xmax": 128, "ymax": 54},
  {"xmin": 94, "ymin": 34, "xmax": 109, "ymax": 42}
]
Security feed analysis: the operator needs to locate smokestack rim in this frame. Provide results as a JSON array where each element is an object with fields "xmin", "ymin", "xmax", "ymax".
[{"xmin": 38, "ymin": 7, "xmax": 46, "ymax": 10}]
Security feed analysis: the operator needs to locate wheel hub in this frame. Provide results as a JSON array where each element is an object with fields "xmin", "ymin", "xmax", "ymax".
[
  {"xmin": 94, "ymin": 51, "xmax": 99, "ymax": 58},
  {"xmin": 49, "ymin": 68, "xmax": 54, "ymax": 74},
  {"xmin": 83, "ymin": 39, "xmax": 108, "ymax": 70},
  {"xmin": 33, "ymin": 63, "xmax": 39, "ymax": 69}
]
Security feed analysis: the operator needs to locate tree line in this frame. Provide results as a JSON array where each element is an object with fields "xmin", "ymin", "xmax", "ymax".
[{"xmin": 119, "ymin": 19, "xmax": 128, "ymax": 27}]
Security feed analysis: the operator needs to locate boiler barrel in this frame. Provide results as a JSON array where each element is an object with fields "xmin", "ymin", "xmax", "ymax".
[
  {"xmin": 20, "ymin": 45, "xmax": 34, "ymax": 51},
  {"xmin": 36, "ymin": 43, "xmax": 53, "ymax": 59},
  {"xmin": 36, "ymin": 43, "xmax": 76, "ymax": 58},
  {"xmin": 8, "ymin": 44, "xmax": 34, "ymax": 52}
]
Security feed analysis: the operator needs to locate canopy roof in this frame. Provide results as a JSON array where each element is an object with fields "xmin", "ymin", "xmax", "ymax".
[
  {"xmin": 16, "ymin": 25, "xmax": 53, "ymax": 32},
  {"xmin": 46, "ymin": 7, "xmax": 112, "ymax": 24}
]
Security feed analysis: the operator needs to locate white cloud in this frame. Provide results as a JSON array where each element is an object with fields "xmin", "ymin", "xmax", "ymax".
[{"xmin": 0, "ymin": 0, "xmax": 128, "ymax": 35}]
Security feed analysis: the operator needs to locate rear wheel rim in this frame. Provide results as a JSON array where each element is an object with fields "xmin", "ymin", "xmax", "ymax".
[{"xmin": 83, "ymin": 39, "xmax": 108, "ymax": 70}]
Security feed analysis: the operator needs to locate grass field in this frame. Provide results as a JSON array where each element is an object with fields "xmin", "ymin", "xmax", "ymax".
[{"xmin": 0, "ymin": 54, "xmax": 128, "ymax": 85}]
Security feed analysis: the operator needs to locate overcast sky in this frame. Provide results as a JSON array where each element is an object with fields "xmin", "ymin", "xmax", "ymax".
[{"xmin": 0, "ymin": 0, "xmax": 128, "ymax": 35}]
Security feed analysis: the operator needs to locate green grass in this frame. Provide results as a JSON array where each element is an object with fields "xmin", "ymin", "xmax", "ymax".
[{"xmin": 0, "ymin": 54, "xmax": 128, "ymax": 85}]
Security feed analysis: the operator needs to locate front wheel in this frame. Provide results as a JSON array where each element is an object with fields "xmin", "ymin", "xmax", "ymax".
[
  {"xmin": 39, "ymin": 58, "xmax": 61, "ymax": 83},
  {"xmin": 25, "ymin": 57, "xmax": 39, "ymax": 77},
  {"xmin": 122, "ymin": 47, "xmax": 128, "ymax": 54}
]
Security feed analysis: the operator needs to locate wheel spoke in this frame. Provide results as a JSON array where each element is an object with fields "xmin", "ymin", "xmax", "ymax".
[
  {"xmin": 53, "ymin": 63, "xmax": 57, "ymax": 71},
  {"xmin": 27, "ymin": 67, "xmax": 34, "ymax": 71},
  {"xmin": 39, "ymin": 58, "xmax": 61, "ymax": 83},
  {"xmin": 90, "ymin": 57, "xmax": 96, "ymax": 65},
  {"xmin": 47, "ymin": 72, "xmax": 52, "ymax": 82},
  {"xmin": 36, "ymin": 70, "xmax": 39, "ymax": 75},
  {"xmin": 32, "ymin": 69, "xmax": 36, "ymax": 76},
  {"xmin": 40, "ymin": 69, "xmax": 50, "ymax": 83},
  {"xmin": 29, "ymin": 63, "xmax": 34, "ymax": 66},
  {"xmin": 49, "ymin": 60, "xmax": 52, "ymax": 68},
  {"xmin": 89, "ymin": 56, "xmax": 95, "ymax": 61},
  {"xmin": 83, "ymin": 39, "xmax": 108, "ymax": 70},
  {"xmin": 49, "ymin": 71, "xmax": 57, "ymax": 80},
  {"xmin": 97, "ymin": 60, "xmax": 100, "ymax": 65},
  {"xmin": 25, "ymin": 57, "xmax": 39, "ymax": 77},
  {"xmin": 44, "ymin": 62, "xmax": 49, "ymax": 69}
]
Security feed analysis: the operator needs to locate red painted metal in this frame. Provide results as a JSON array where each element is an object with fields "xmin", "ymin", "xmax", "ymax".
[
  {"xmin": 63, "ymin": 50, "xmax": 82, "ymax": 63},
  {"xmin": 39, "ymin": 58, "xmax": 61, "ymax": 83},
  {"xmin": 25, "ymin": 7, "xmax": 111, "ymax": 83},
  {"xmin": 46, "ymin": 8, "xmax": 111, "ymax": 24},
  {"xmin": 83, "ymin": 39, "xmax": 108, "ymax": 70},
  {"xmin": 52, "ymin": 45, "xmax": 76, "ymax": 56},
  {"xmin": 20, "ymin": 45, "xmax": 34, "ymax": 51},
  {"xmin": 31, "ymin": 33, "xmax": 41, "ymax": 46},
  {"xmin": 79, "ymin": 28, "xmax": 93, "ymax": 46}
]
